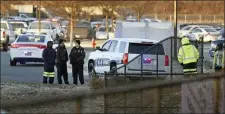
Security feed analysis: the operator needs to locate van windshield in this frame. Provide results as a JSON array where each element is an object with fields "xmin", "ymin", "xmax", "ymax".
[{"xmin": 128, "ymin": 43, "xmax": 165, "ymax": 55}]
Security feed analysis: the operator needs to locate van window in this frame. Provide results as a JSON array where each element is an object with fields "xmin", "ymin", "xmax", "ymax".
[
  {"xmin": 109, "ymin": 40, "xmax": 118, "ymax": 52},
  {"xmin": 119, "ymin": 41, "xmax": 127, "ymax": 53},
  {"xmin": 128, "ymin": 43, "xmax": 165, "ymax": 55}
]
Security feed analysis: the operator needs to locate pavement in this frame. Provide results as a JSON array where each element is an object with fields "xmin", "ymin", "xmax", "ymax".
[
  {"xmin": 0, "ymin": 49, "xmax": 92, "ymax": 85},
  {"xmin": 0, "ymin": 42, "xmax": 213, "ymax": 84}
]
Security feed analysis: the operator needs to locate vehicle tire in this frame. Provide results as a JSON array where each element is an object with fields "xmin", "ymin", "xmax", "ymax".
[
  {"xmin": 10, "ymin": 59, "xmax": 16, "ymax": 66},
  {"xmin": 110, "ymin": 63, "xmax": 117, "ymax": 76},
  {"xmin": 88, "ymin": 61, "xmax": 97, "ymax": 79}
]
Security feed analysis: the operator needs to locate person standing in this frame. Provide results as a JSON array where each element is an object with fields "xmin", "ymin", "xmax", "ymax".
[
  {"xmin": 42, "ymin": 41, "xmax": 56, "ymax": 84},
  {"xmin": 69, "ymin": 40, "xmax": 86, "ymax": 85},
  {"xmin": 213, "ymin": 43, "xmax": 224, "ymax": 72},
  {"xmin": 56, "ymin": 39, "xmax": 69, "ymax": 84},
  {"xmin": 178, "ymin": 37, "xmax": 199, "ymax": 74}
]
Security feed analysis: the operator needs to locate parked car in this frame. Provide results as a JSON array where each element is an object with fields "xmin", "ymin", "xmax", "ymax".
[
  {"xmin": 96, "ymin": 26, "xmax": 115, "ymax": 39},
  {"xmin": 9, "ymin": 20, "xmax": 28, "ymax": 38},
  {"xmin": 179, "ymin": 25, "xmax": 213, "ymax": 37},
  {"xmin": 26, "ymin": 21, "xmax": 58, "ymax": 41},
  {"xmin": 189, "ymin": 27, "xmax": 220, "ymax": 42},
  {"xmin": 73, "ymin": 21, "xmax": 95, "ymax": 39},
  {"xmin": 88, "ymin": 38, "xmax": 169, "ymax": 78},
  {"xmin": 208, "ymin": 39, "xmax": 225, "ymax": 57},
  {"xmin": 9, "ymin": 34, "xmax": 57, "ymax": 66},
  {"xmin": 46, "ymin": 18, "xmax": 65, "ymax": 39},
  {"xmin": 1, "ymin": 20, "xmax": 16, "ymax": 51}
]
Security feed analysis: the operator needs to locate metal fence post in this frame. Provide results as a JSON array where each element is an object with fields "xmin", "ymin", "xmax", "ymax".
[
  {"xmin": 201, "ymin": 36, "xmax": 204, "ymax": 74},
  {"xmin": 170, "ymin": 37, "xmax": 173, "ymax": 81},
  {"xmin": 213, "ymin": 77, "xmax": 221, "ymax": 113},
  {"xmin": 154, "ymin": 87, "xmax": 162, "ymax": 113},
  {"xmin": 141, "ymin": 54, "xmax": 143, "ymax": 79},
  {"xmin": 104, "ymin": 71, "xmax": 108, "ymax": 114},
  {"xmin": 156, "ymin": 43, "xmax": 159, "ymax": 79},
  {"xmin": 75, "ymin": 97, "xmax": 82, "ymax": 114},
  {"xmin": 124, "ymin": 65, "xmax": 127, "ymax": 114}
]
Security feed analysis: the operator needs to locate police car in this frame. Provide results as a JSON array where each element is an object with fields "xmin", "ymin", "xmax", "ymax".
[
  {"xmin": 9, "ymin": 33, "xmax": 57, "ymax": 66},
  {"xmin": 88, "ymin": 38, "xmax": 170, "ymax": 78}
]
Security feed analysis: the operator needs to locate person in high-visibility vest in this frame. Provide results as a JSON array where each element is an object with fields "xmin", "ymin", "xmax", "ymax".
[
  {"xmin": 42, "ymin": 41, "xmax": 56, "ymax": 84},
  {"xmin": 213, "ymin": 43, "xmax": 224, "ymax": 72},
  {"xmin": 178, "ymin": 37, "xmax": 200, "ymax": 74}
]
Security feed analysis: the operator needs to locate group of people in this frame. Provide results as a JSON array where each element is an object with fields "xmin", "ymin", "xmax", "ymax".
[
  {"xmin": 42, "ymin": 39, "xmax": 85, "ymax": 85},
  {"xmin": 178, "ymin": 36, "xmax": 224, "ymax": 75}
]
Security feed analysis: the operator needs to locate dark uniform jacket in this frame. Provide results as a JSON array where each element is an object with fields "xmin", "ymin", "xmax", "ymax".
[
  {"xmin": 69, "ymin": 46, "xmax": 85, "ymax": 65},
  {"xmin": 56, "ymin": 45, "xmax": 68, "ymax": 64},
  {"xmin": 42, "ymin": 46, "xmax": 56, "ymax": 72}
]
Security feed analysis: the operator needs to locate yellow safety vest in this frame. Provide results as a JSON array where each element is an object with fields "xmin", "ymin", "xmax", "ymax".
[{"xmin": 178, "ymin": 45, "xmax": 199, "ymax": 64}]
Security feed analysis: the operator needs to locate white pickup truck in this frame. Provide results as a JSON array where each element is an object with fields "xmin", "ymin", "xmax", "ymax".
[
  {"xmin": 26, "ymin": 21, "xmax": 57, "ymax": 41},
  {"xmin": 1, "ymin": 20, "xmax": 16, "ymax": 51}
]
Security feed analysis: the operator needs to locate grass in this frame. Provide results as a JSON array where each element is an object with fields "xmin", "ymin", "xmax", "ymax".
[{"xmin": 89, "ymin": 75, "xmax": 182, "ymax": 113}]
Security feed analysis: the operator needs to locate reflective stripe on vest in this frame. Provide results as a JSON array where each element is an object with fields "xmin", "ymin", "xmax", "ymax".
[
  {"xmin": 181, "ymin": 46, "xmax": 198, "ymax": 64},
  {"xmin": 43, "ymin": 72, "xmax": 54, "ymax": 77}
]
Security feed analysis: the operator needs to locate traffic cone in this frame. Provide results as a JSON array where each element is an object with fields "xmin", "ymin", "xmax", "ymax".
[{"xmin": 92, "ymin": 38, "xmax": 96, "ymax": 49}]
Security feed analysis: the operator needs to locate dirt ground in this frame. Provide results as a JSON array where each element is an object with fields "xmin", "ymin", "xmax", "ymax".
[{"xmin": 1, "ymin": 83, "xmax": 104, "ymax": 113}]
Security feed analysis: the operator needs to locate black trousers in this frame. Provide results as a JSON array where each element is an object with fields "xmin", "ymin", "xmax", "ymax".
[
  {"xmin": 72, "ymin": 64, "xmax": 84, "ymax": 85},
  {"xmin": 57, "ymin": 63, "xmax": 69, "ymax": 84},
  {"xmin": 43, "ymin": 63, "xmax": 55, "ymax": 84},
  {"xmin": 43, "ymin": 77, "xmax": 54, "ymax": 84}
]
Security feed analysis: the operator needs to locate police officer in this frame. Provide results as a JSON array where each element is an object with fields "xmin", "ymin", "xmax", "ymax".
[
  {"xmin": 56, "ymin": 39, "xmax": 69, "ymax": 84},
  {"xmin": 42, "ymin": 41, "xmax": 56, "ymax": 84},
  {"xmin": 213, "ymin": 43, "xmax": 224, "ymax": 72},
  {"xmin": 69, "ymin": 40, "xmax": 85, "ymax": 85},
  {"xmin": 178, "ymin": 37, "xmax": 199, "ymax": 74}
]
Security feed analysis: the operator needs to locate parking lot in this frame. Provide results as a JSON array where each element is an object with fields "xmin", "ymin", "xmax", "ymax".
[{"xmin": 0, "ymin": 42, "xmax": 213, "ymax": 84}]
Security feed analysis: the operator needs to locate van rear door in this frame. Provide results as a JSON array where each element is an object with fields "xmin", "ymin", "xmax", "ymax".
[{"xmin": 127, "ymin": 42, "xmax": 166, "ymax": 72}]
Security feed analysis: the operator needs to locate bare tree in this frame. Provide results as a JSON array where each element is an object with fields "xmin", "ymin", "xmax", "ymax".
[
  {"xmin": 42, "ymin": 1, "xmax": 83, "ymax": 47},
  {"xmin": 92, "ymin": 1, "xmax": 122, "ymax": 38},
  {"xmin": 129, "ymin": 1, "xmax": 155, "ymax": 22},
  {"xmin": 115, "ymin": 1, "xmax": 132, "ymax": 20}
]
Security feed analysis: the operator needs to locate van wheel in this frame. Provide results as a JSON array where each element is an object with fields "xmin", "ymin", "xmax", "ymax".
[
  {"xmin": 110, "ymin": 63, "xmax": 117, "ymax": 76},
  {"xmin": 88, "ymin": 61, "xmax": 96, "ymax": 78},
  {"xmin": 10, "ymin": 59, "xmax": 16, "ymax": 66}
]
